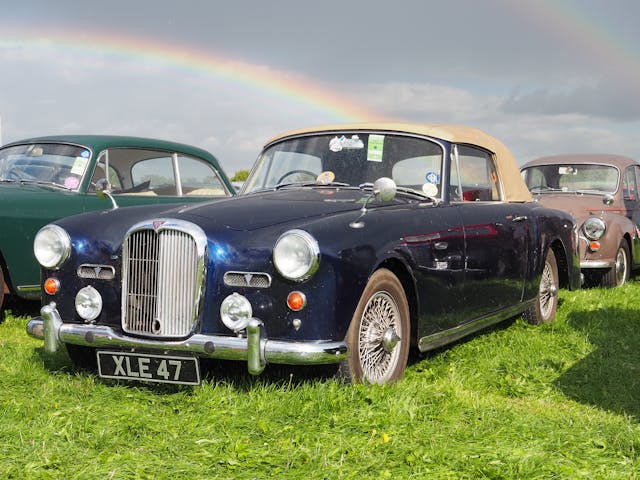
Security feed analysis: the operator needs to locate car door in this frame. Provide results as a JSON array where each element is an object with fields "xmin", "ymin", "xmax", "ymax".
[
  {"xmin": 623, "ymin": 165, "xmax": 640, "ymax": 265},
  {"xmin": 450, "ymin": 145, "xmax": 528, "ymax": 319}
]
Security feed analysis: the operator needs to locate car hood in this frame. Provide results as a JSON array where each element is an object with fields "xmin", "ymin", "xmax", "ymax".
[
  {"xmin": 178, "ymin": 188, "xmax": 374, "ymax": 231},
  {"xmin": 532, "ymin": 192, "xmax": 622, "ymax": 220}
]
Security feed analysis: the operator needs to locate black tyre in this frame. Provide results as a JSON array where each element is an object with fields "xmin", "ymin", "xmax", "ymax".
[
  {"xmin": 601, "ymin": 241, "xmax": 630, "ymax": 288},
  {"xmin": 523, "ymin": 249, "xmax": 559, "ymax": 325},
  {"xmin": 65, "ymin": 344, "xmax": 97, "ymax": 371},
  {"xmin": 339, "ymin": 269, "xmax": 410, "ymax": 384},
  {"xmin": 0, "ymin": 265, "xmax": 5, "ymax": 311}
]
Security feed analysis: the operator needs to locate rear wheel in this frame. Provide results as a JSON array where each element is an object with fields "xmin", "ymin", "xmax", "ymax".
[
  {"xmin": 601, "ymin": 241, "xmax": 630, "ymax": 288},
  {"xmin": 338, "ymin": 269, "xmax": 410, "ymax": 384},
  {"xmin": 523, "ymin": 249, "xmax": 559, "ymax": 325}
]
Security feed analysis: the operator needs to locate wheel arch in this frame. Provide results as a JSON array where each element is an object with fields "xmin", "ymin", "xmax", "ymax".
[
  {"xmin": 0, "ymin": 249, "xmax": 13, "ymax": 295},
  {"xmin": 548, "ymin": 239, "xmax": 570, "ymax": 289},
  {"xmin": 376, "ymin": 257, "xmax": 419, "ymax": 346}
]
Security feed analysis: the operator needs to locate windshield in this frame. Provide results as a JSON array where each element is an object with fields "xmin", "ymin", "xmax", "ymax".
[
  {"xmin": 522, "ymin": 163, "xmax": 619, "ymax": 194},
  {"xmin": 0, "ymin": 143, "xmax": 91, "ymax": 190},
  {"xmin": 243, "ymin": 133, "xmax": 444, "ymax": 195}
]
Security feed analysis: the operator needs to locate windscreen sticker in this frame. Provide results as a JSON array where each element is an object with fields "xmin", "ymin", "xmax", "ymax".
[
  {"xmin": 558, "ymin": 166, "xmax": 576, "ymax": 175},
  {"xmin": 425, "ymin": 171, "xmax": 440, "ymax": 184},
  {"xmin": 64, "ymin": 176, "xmax": 80, "ymax": 189},
  {"xmin": 329, "ymin": 136, "xmax": 343, "ymax": 152},
  {"xmin": 343, "ymin": 135, "xmax": 364, "ymax": 149},
  {"xmin": 422, "ymin": 183, "xmax": 438, "ymax": 197},
  {"xmin": 70, "ymin": 156, "xmax": 89, "ymax": 175},
  {"xmin": 329, "ymin": 135, "xmax": 364, "ymax": 152},
  {"xmin": 367, "ymin": 134, "xmax": 384, "ymax": 162},
  {"xmin": 80, "ymin": 149, "xmax": 90, "ymax": 158}
]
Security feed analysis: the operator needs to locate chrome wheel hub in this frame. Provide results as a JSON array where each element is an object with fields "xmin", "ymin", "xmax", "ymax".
[{"xmin": 358, "ymin": 291, "xmax": 402, "ymax": 384}]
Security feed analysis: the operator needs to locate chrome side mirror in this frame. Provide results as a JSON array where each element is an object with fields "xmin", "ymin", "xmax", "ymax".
[
  {"xmin": 602, "ymin": 194, "xmax": 614, "ymax": 206},
  {"xmin": 95, "ymin": 178, "xmax": 118, "ymax": 210},
  {"xmin": 373, "ymin": 177, "xmax": 397, "ymax": 201}
]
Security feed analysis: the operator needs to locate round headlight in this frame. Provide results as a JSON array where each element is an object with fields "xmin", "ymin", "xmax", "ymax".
[
  {"xmin": 273, "ymin": 229, "xmax": 320, "ymax": 281},
  {"xmin": 583, "ymin": 217, "xmax": 606, "ymax": 240},
  {"xmin": 220, "ymin": 293, "xmax": 253, "ymax": 332},
  {"xmin": 75, "ymin": 286, "xmax": 102, "ymax": 322},
  {"xmin": 33, "ymin": 225, "xmax": 71, "ymax": 269}
]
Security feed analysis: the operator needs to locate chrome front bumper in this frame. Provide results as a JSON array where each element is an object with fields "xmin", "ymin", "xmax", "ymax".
[
  {"xmin": 580, "ymin": 259, "xmax": 615, "ymax": 269},
  {"xmin": 27, "ymin": 303, "xmax": 347, "ymax": 376}
]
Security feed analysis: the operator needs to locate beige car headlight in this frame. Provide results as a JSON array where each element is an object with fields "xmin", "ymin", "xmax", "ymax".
[
  {"xmin": 583, "ymin": 217, "xmax": 606, "ymax": 240},
  {"xmin": 273, "ymin": 229, "xmax": 320, "ymax": 281},
  {"xmin": 33, "ymin": 225, "xmax": 71, "ymax": 269}
]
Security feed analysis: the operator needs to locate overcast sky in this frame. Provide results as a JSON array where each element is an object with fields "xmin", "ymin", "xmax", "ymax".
[{"xmin": 1, "ymin": 0, "xmax": 640, "ymax": 174}]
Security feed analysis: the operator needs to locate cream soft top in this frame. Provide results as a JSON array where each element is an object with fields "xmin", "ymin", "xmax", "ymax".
[{"xmin": 265, "ymin": 122, "xmax": 532, "ymax": 203}]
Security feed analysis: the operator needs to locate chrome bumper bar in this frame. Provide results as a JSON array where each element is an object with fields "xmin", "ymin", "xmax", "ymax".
[
  {"xmin": 580, "ymin": 259, "xmax": 615, "ymax": 269},
  {"xmin": 27, "ymin": 303, "xmax": 347, "ymax": 376}
]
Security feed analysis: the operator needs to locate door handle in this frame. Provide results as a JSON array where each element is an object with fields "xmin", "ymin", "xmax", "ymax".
[
  {"xmin": 434, "ymin": 241, "xmax": 448, "ymax": 250},
  {"xmin": 512, "ymin": 215, "xmax": 528, "ymax": 222}
]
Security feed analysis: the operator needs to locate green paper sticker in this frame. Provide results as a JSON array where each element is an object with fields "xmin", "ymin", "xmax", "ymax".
[
  {"xmin": 367, "ymin": 134, "xmax": 384, "ymax": 162},
  {"xmin": 70, "ymin": 156, "xmax": 89, "ymax": 175}
]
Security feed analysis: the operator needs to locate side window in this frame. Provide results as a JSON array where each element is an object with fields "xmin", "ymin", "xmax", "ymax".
[
  {"xmin": 180, "ymin": 156, "xmax": 228, "ymax": 196},
  {"xmin": 89, "ymin": 149, "xmax": 176, "ymax": 196},
  {"xmin": 450, "ymin": 145, "xmax": 500, "ymax": 202},
  {"xmin": 131, "ymin": 157, "xmax": 176, "ymax": 195},
  {"xmin": 623, "ymin": 166, "xmax": 638, "ymax": 201},
  {"xmin": 392, "ymin": 155, "xmax": 442, "ymax": 191}
]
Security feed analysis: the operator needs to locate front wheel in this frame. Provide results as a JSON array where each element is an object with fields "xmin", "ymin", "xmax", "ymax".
[
  {"xmin": 339, "ymin": 269, "xmax": 410, "ymax": 384},
  {"xmin": 601, "ymin": 241, "xmax": 630, "ymax": 288},
  {"xmin": 523, "ymin": 249, "xmax": 559, "ymax": 325}
]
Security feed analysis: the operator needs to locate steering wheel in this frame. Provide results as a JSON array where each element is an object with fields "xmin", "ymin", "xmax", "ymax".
[{"xmin": 276, "ymin": 170, "xmax": 317, "ymax": 184}]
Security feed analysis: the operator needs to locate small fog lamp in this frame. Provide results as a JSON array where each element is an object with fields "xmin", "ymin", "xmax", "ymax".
[
  {"xmin": 75, "ymin": 286, "xmax": 102, "ymax": 322},
  {"xmin": 220, "ymin": 293, "xmax": 253, "ymax": 332}
]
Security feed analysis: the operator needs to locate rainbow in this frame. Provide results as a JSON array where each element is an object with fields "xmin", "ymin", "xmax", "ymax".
[
  {"xmin": 499, "ymin": 0, "xmax": 640, "ymax": 91},
  {"xmin": 0, "ymin": 26, "xmax": 384, "ymax": 122}
]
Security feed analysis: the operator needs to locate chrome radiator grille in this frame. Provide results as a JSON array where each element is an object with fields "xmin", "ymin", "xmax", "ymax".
[{"xmin": 122, "ymin": 220, "xmax": 206, "ymax": 338}]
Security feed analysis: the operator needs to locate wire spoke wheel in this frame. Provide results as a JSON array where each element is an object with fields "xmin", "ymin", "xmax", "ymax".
[
  {"xmin": 523, "ymin": 249, "xmax": 559, "ymax": 325},
  {"xmin": 340, "ymin": 269, "xmax": 410, "ymax": 384},
  {"xmin": 538, "ymin": 256, "xmax": 557, "ymax": 319},
  {"xmin": 358, "ymin": 291, "xmax": 402, "ymax": 384}
]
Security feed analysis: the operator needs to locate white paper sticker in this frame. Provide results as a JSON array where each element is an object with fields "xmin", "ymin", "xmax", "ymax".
[{"xmin": 70, "ymin": 156, "xmax": 89, "ymax": 175}]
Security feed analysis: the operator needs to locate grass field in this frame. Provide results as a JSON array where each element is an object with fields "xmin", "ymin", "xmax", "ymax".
[{"xmin": 1, "ymin": 284, "xmax": 640, "ymax": 479}]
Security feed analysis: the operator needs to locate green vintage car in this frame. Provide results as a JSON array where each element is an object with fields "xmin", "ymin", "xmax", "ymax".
[{"xmin": 0, "ymin": 135, "xmax": 234, "ymax": 308}]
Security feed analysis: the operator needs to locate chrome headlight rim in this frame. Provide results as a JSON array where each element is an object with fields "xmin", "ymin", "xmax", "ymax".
[
  {"xmin": 583, "ymin": 217, "xmax": 606, "ymax": 240},
  {"xmin": 273, "ymin": 229, "xmax": 320, "ymax": 282},
  {"xmin": 33, "ymin": 224, "xmax": 71, "ymax": 269}
]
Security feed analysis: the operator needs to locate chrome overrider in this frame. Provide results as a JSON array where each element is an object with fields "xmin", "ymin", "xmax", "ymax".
[{"xmin": 27, "ymin": 302, "xmax": 348, "ymax": 375}]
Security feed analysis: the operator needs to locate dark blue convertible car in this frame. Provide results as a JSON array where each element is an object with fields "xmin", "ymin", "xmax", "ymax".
[{"xmin": 28, "ymin": 123, "xmax": 580, "ymax": 385}]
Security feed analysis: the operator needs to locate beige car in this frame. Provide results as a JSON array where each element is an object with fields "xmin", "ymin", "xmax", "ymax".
[{"xmin": 521, "ymin": 154, "xmax": 640, "ymax": 287}]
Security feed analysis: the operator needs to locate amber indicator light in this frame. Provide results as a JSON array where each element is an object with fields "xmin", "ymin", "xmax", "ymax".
[
  {"xmin": 287, "ymin": 291, "xmax": 306, "ymax": 311},
  {"xmin": 44, "ymin": 278, "xmax": 60, "ymax": 295}
]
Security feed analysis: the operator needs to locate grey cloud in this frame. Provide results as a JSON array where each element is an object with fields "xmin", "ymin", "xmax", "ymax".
[{"xmin": 500, "ymin": 80, "xmax": 640, "ymax": 121}]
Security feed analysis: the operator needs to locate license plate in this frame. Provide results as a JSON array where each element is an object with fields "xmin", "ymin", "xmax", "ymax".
[{"xmin": 97, "ymin": 350, "xmax": 201, "ymax": 385}]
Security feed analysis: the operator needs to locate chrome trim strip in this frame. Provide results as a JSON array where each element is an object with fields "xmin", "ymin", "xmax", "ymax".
[
  {"xmin": 418, "ymin": 301, "xmax": 535, "ymax": 352},
  {"xmin": 16, "ymin": 285, "xmax": 41, "ymax": 300},
  {"xmin": 580, "ymin": 260, "xmax": 614, "ymax": 269},
  {"xmin": 27, "ymin": 304, "xmax": 347, "ymax": 368}
]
